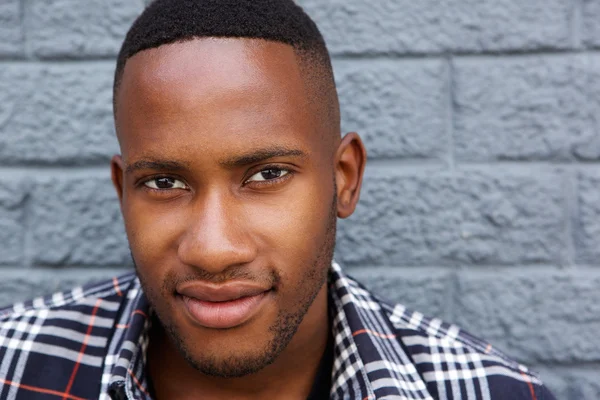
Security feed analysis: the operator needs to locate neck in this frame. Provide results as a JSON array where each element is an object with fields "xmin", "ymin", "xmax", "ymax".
[{"xmin": 148, "ymin": 284, "xmax": 329, "ymax": 400}]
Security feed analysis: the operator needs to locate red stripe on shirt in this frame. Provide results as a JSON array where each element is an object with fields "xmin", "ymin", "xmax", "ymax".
[{"xmin": 62, "ymin": 298, "xmax": 102, "ymax": 400}]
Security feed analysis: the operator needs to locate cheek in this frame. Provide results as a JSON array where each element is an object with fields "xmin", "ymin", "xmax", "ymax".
[
  {"xmin": 123, "ymin": 197, "xmax": 185, "ymax": 268},
  {"xmin": 248, "ymin": 175, "xmax": 333, "ymax": 274}
]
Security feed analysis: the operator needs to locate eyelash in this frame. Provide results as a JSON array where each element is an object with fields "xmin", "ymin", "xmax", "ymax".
[
  {"xmin": 243, "ymin": 164, "xmax": 293, "ymax": 187},
  {"xmin": 138, "ymin": 165, "xmax": 294, "ymax": 193},
  {"xmin": 139, "ymin": 175, "xmax": 188, "ymax": 196}
]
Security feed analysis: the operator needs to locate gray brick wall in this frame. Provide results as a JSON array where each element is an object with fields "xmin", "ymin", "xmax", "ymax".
[{"xmin": 0, "ymin": 0, "xmax": 598, "ymax": 397}]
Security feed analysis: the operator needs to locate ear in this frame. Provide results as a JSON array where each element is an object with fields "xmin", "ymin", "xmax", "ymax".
[
  {"xmin": 334, "ymin": 132, "xmax": 367, "ymax": 219},
  {"xmin": 111, "ymin": 154, "xmax": 126, "ymax": 205}
]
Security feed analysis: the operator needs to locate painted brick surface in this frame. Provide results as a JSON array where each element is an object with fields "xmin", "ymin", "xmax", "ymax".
[
  {"xmin": 0, "ymin": 0, "xmax": 598, "ymax": 398},
  {"xmin": 453, "ymin": 271, "xmax": 600, "ymax": 364},
  {"xmin": 0, "ymin": 177, "xmax": 28, "ymax": 265},
  {"xmin": 580, "ymin": 54, "xmax": 600, "ymax": 159},
  {"xmin": 583, "ymin": 0, "xmax": 600, "ymax": 48},
  {"xmin": 26, "ymin": 0, "xmax": 144, "ymax": 58},
  {"xmin": 535, "ymin": 367, "xmax": 600, "ymax": 400},
  {"xmin": 0, "ymin": 63, "xmax": 119, "ymax": 164},
  {"xmin": 0, "ymin": 0, "xmax": 23, "ymax": 57},
  {"xmin": 337, "ymin": 168, "xmax": 565, "ymax": 266},
  {"xmin": 298, "ymin": 0, "xmax": 572, "ymax": 54},
  {"xmin": 575, "ymin": 170, "xmax": 600, "ymax": 263},
  {"xmin": 30, "ymin": 176, "xmax": 130, "ymax": 266},
  {"xmin": 453, "ymin": 55, "xmax": 597, "ymax": 161},
  {"xmin": 334, "ymin": 59, "xmax": 447, "ymax": 159}
]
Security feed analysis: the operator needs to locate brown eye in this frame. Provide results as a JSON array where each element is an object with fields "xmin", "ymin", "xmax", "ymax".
[
  {"xmin": 144, "ymin": 177, "xmax": 187, "ymax": 190},
  {"xmin": 261, "ymin": 169, "xmax": 283, "ymax": 180},
  {"xmin": 247, "ymin": 168, "xmax": 289, "ymax": 182}
]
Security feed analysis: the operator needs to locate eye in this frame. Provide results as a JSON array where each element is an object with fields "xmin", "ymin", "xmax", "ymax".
[
  {"xmin": 246, "ymin": 168, "xmax": 289, "ymax": 183},
  {"xmin": 143, "ymin": 177, "xmax": 187, "ymax": 190}
]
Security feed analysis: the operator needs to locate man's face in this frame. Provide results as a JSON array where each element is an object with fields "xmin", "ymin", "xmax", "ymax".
[{"xmin": 113, "ymin": 38, "xmax": 339, "ymax": 377}]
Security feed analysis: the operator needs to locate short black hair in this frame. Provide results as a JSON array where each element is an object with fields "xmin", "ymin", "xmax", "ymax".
[{"xmin": 113, "ymin": 0, "xmax": 339, "ymax": 131}]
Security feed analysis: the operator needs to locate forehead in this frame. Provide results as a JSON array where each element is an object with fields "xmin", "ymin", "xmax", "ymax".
[{"xmin": 115, "ymin": 38, "xmax": 322, "ymax": 163}]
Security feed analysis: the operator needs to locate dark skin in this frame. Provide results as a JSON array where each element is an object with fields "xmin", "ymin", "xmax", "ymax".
[{"xmin": 111, "ymin": 38, "xmax": 366, "ymax": 399}]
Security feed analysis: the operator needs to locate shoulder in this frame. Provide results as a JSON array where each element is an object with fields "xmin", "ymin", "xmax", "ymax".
[
  {"xmin": 0, "ymin": 272, "xmax": 137, "ymax": 321},
  {"xmin": 378, "ymin": 300, "xmax": 556, "ymax": 399},
  {"xmin": 0, "ymin": 273, "xmax": 138, "ymax": 396}
]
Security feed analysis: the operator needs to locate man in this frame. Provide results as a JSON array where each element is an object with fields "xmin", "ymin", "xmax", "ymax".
[{"xmin": 0, "ymin": 1, "xmax": 555, "ymax": 399}]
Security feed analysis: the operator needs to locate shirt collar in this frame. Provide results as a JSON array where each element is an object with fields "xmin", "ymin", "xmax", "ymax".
[
  {"xmin": 328, "ymin": 261, "xmax": 431, "ymax": 399},
  {"xmin": 107, "ymin": 282, "xmax": 153, "ymax": 400}
]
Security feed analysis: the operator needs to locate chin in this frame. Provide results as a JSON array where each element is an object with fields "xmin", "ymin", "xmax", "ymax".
[
  {"xmin": 162, "ymin": 317, "xmax": 292, "ymax": 378},
  {"xmin": 182, "ymin": 350, "xmax": 279, "ymax": 378}
]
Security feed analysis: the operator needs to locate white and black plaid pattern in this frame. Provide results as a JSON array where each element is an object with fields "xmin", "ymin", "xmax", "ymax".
[{"xmin": 0, "ymin": 263, "xmax": 555, "ymax": 399}]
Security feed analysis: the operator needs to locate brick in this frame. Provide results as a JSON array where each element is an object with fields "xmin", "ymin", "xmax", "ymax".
[
  {"xmin": 336, "ymin": 168, "xmax": 565, "ymax": 266},
  {"xmin": 0, "ymin": 177, "xmax": 28, "ymax": 265},
  {"xmin": 583, "ymin": 0, "xmax": 600, "ymax": 48},
  {"xmin": 0, "ymin": 63, "xmax": 119, "ymax": 164},
  {"xmin": 574, "ymin": 170, "xmax": 600, "ymax": 263},
  {"xmin": 348, "ymin": 267, "xmax": 452, "ymax": 319},
  {"xmin": 453, "ymin": 271, "xmax": 600, "ymax": 364},
  {"xmin": 334, "ymin": 59, "xmax": 447, "ymax": 159},
  {"xmin": 30, "ymin": 176, "xmax": 130, "ymax": 266},
  {"xmin": 453, "ymin": 55, "xmax": 598, "ymax": 161},
  {"xmin": 298, "ymin": 0, "xmax": 572, "ymax": 54},
  {"xmin": 0, "ymin": 0, "xmax": 23, "ymax": 57},
  {"xmin": 534, "ymin": 367, "xmax": 600, "ymax": 400},
  {"xmin": 0, "ymin": 268, "xmax": 130, "ymax": 308},
  {"xmin": 26, "ymin": 0, "xmax": 143, "ymax": 58}
]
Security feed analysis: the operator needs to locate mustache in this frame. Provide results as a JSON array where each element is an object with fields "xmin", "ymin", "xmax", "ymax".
[
  {"xmin": 172, "ymin": 267, "xmax": 278, "ymax": 285},
  {"xmin": 130, "ymin": 252, "xmax": 279, "ymax": 290}
]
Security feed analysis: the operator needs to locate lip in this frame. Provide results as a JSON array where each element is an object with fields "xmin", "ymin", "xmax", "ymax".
[{"xmin": 177, "ymin": 281, "xmax": 271, "ymax": 329}]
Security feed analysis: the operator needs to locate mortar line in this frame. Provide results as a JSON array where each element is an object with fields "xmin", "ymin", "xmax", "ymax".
[
  {"xmin": 331, "ymin": 48, "xmax": 594, "ymax": 62},
  {"xmin": 445, "ymin": 267, "xmax": 460, "ymax": 322},
  {"xmin": 0, "ymin": 58, "xmax": 118, "ymax": 65},
  {"xmin": 531, "ymin": 360, "xmax": 600, "ymax": 370},
  {"xmin": 457, "ymin": 160, "xmax": 600, "ymax": 168},
  {"xmin": 0, "ymin": 165, "xmax": 112, "ymax": 176},
  {"xmin": 0, "ymin": 266, "xmax": 131, "ymax": 273},
  {"xmin": 21, "ymin": 189, "xmax": 34, "ymax": 269},
  {"xmin": 564, "ymin": 168, "xmax": 577, "ymax": 267},
  {"xmin": 445, "ymin": 55, "xmax": 456, "ymax": 171},
  {"xmin": 344, "ymin": 264, "xmax": 600, "ymax": 273},
  {"xmin": 31, "ymin": 265, "xmax": 132, "ymax": 271}
]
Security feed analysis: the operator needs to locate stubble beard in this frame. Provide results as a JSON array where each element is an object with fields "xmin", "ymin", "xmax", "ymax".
[{"xmin": 136, "ymin": 191, "xmax": 338, "ymax": 378}]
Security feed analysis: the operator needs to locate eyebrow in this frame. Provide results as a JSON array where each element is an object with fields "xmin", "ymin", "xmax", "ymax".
[
  {"xmin": 125, "ymin": 160, "xmax": 189, "ymax": 174},
  {"xmin": 219, "ymin": 147, "xmax": 308, "ymax": 168},
  {"xmin": 124, "ymin": 147, "xmax": 308, "ymax": 174}
]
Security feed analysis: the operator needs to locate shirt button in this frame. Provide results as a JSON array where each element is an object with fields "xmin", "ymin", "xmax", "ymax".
[{"xmin": 108, "ymin": 381, "xmax": 128, "ymax": 400}]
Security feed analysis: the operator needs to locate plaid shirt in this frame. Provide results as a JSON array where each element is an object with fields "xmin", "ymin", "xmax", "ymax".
[{"xmin": 0, "ymin": 262, "xmax": 555, "ymax": 400}]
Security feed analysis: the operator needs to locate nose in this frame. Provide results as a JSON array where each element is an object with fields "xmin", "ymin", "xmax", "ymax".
[{"xmin": 177, "ymin": 191, "xmax": 257, "ymax": 276}]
